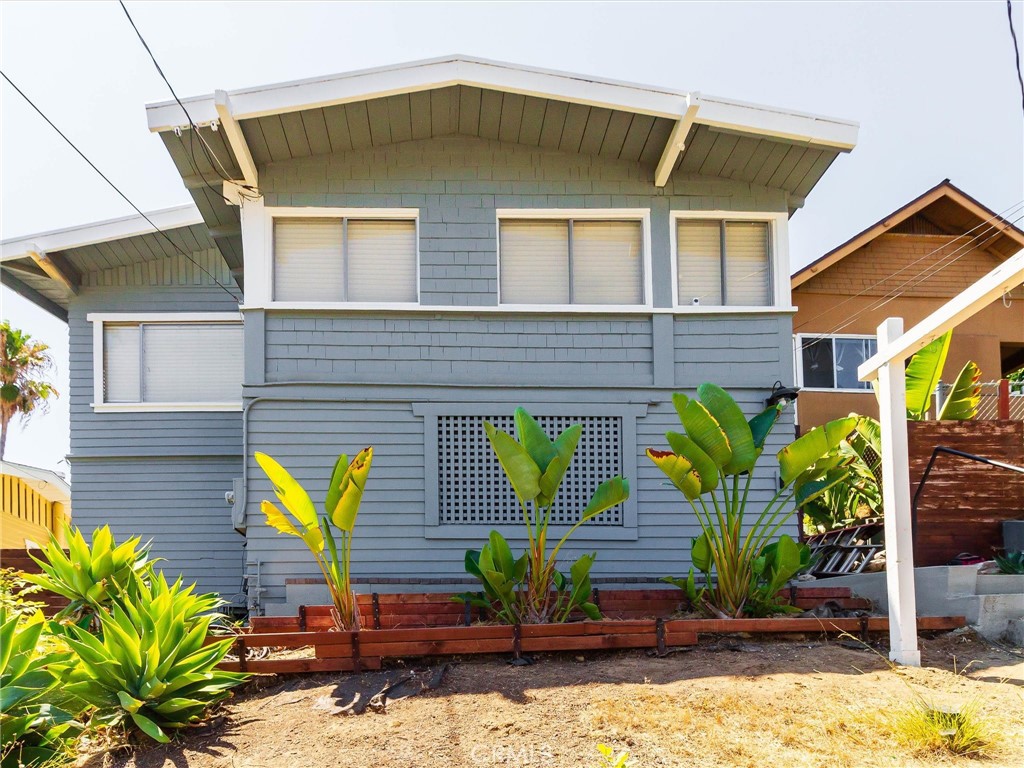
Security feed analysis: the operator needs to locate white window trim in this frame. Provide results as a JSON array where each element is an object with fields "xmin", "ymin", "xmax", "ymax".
[
  {"xmin": 670, "ymin": 210, "xmax": 791, "ymax": 312},
  {"xmin": 263, "ymin": 206, "xmax": 421, "ymax": 308},
  {"xmin": 88, "ymin": 312, "xmax": 243, "ymax": 413},
  {"xmin": 794, "ymin": 332, "xmax": 878, "ymax": 393},
  {"xmin": 495, "ymin": 208, "xmax": 654, "ymax": 310}
]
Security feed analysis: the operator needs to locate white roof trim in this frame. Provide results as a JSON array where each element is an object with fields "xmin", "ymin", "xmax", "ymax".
[
  {"xmin": 1, "ymin": 204, "xmax": 203, "ymax": 262},
  {"xmin": 858, "ymin": 250, "xmax": 1024, "ymax": 381},
  {"xmin": 145, "ymin": 55, "xmax": 859, "ymax": 151},
  {"xmin": 0, "ymin": 460, "xmax": 71, "ymax": 504}
]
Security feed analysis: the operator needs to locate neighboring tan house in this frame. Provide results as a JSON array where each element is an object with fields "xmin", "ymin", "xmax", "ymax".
[
  {"xmin": 792, "ymin": 180, "xmax": 1024, "ymax": 433},
  {"xmin": 1, "ymin": 56, "xmax": 858, "ymax": 613},
  {"xmin": 1, "ymin": 461, "xmax": 70, "ymax": 549}
]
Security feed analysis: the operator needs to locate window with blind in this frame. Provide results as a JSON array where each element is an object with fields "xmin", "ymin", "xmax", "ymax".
[
  {"xmin": 798, "ymin": 335, "xmax": 877, "ymax": 391},
  {"xmin": 499, "ymin": 218, "xmax": 644, "ymax": 305},
  {"xmin": 675, "ymin": 219, "xmax": 772, "ymax": 306},
  {"xmin": 101, "ymin": 321, "xmax": 243, "ymax": 405},
  {"xmin": 273, "ymin": 216, "xmax": 418, "ymax": 302}
]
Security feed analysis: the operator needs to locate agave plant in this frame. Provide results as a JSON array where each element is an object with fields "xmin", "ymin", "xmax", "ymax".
[
  {"xmin": 58, "ymin": 572, "xmax": 246, "ymax": 744},
  {"xmin": 1, "ymin": 608, "xmax": 83, "ymax": 767},
  {"xmin": 647, "ymin": 383, "xmax": 856, "ymax": 618},
  {"xmin": 27, "ymin": 524, "xmax": 151, "ymax": 622},
  {"xmin": 255, "ymin": 448, "xmax": 373, "ymax": 630},
  {"xmin": 460, "ymin": 409, "xmax": 629, "ymax": 624}
]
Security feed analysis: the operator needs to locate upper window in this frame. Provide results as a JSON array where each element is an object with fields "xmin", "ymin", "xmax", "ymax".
[
  {"xmin": 273, "ymin": 216, "xmax": 417, "ymax": 303},
  {"xmin": 498, "ymin": 216, "xmax": 645, "ymax": 305},
  {"xmin": 798, "ymin": 335, "xmax": 878, "ymax": 391},
  {"xmin": 675, "ymin": 219, "xmax": 772, "ymax": 306},
  {"xmin": 93, "ymin": 316, "xmax": 243, "ymax": 410}
]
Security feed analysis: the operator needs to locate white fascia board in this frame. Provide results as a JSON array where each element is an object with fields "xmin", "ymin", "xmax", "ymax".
[
  {"xmin": 1, "ymin": 204, "xmax": 203, "ymax": 262},
  {"xmin": 0, "ymin": 461, "xmax": 71, "ymax": 503},
  {"xmin": 696, "ymin": 95, "xmax": 859, "ymax": 150},
  {"xmin": 859, "ymin": 250, "xmax": 1024, "ymax": 381},
  {"xmin": 145, "ymin": 55, "xmax": 858, "ymax": 151}
]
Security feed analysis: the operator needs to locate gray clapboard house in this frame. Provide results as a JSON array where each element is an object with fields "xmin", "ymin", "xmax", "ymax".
[{"xmin": 1, "ymin": 56, "xmax": 858, "ymax": 614}]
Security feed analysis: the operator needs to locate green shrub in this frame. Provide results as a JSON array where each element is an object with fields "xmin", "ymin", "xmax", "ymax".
[
  {"xmin": 26, "ymin": 524, "xmax": 151, "ymax": 622},
  {"xmin": 458, "ymin": 408, "xmax": 629, "ymax": 624},
  {"xmin": 0, "ymin": 608, "xmax": 83, "ymax": 768},
  {"xmin": 993, "ymin": 551, "xmax": 1024, "ymax": 575},
  {"xmin": 59, "ymin": 571, "xmax": 246, "ymax": 744},
  {"xmin": 0, "ymin": 568, "xmax": 46, "ymax": 619}
]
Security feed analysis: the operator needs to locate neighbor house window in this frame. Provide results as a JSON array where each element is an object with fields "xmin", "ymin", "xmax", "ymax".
[
  {"xmin": 675, "ymin": 219, "xmax": 772, "ymax": 306},
  {"xmin": 273, "ymin": 215, "xmax": 418, "ymax": 303},
  {"xmin": 798, "ymin": 335, "xmax": 877, "ymax": 390},
  {"xmin": 91, "ymin": 315, "xmax": 243, "ymax": 410},
  {"xmin": 498, "ymin": 216, "xmax": 645, "ymax": 305}
]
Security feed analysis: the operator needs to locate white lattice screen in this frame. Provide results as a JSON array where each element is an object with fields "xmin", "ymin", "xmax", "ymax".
[{"xmin": 438, "ymin": 415, "xmax": 623, "ymax": 526}]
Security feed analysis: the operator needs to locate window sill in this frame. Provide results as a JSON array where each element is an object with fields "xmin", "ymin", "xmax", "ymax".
[
  {"xmin": 797, "ymin": 388, "xmax": 874, "ymax": 394},
  {"xmin": 91, "ymin": 402, "xmax": 243, "ymax": 413},
  {"xmin": 424, "ymin": 524, "xmax": 638, "ymax": 542},
  {"xmin": 246, "ymin": 303, "xmax": 796, "ymax": 315}
]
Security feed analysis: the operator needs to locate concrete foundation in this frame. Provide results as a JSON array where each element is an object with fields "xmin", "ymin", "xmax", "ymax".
[{"xmin": 826, "ymin": 565, "xmax": 1024, "ymax": 641}]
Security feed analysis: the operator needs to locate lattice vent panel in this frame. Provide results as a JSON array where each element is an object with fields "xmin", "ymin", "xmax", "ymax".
[{"xmin": 438, "ymin": 414, "xmax": 623, "ymax": 526}]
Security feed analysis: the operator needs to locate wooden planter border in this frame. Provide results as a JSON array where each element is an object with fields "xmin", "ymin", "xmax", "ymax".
[{"xmin": 218, "ymin": 586, "xmax": 964, "ymax": 674}]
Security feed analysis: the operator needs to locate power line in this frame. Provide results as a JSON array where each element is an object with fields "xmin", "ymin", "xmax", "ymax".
[
  {"xmin": 794, "ymin": 198, "xmax": 1024, "ymax": 333},
  {"xmin": 1009, "ymin": 0, "xmax": 1024, "ymax": 116},
  {"xmin": 795, "ymin": 211, "xmax": 1024, "ymax": 353},
  {"xmin": 118, "ymin": 0, "xmax": 260, "ymax": 202},
  {"xmin": 0, "ymin": 70, "xmax": 242, "ymax": 304}
]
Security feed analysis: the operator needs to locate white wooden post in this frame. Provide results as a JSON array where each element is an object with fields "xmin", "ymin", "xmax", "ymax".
[{"xmin": 876, "ymin": 317, "xmax": 921, "ymax": 666}]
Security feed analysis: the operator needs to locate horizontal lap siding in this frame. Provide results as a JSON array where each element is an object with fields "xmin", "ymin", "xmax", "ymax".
[
  {"xmin": 245, "ymin": 391, "xmax": 796, "ymax": 606},
  {"xmin": 67, "ymin": 257, "xmax": 244, "ymax": 597},
  {"xmin": 70, "ymin": 459, "xmax": 243, "ymax": 597},
  {"xmin": 265, "ymin": 315, "xmax": 653, "ymax": 385}
]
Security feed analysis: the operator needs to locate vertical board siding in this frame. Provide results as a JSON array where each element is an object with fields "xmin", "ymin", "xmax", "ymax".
[{"xmin": 68, "ymin": 254, "xmax": 244, "ymax": 597}]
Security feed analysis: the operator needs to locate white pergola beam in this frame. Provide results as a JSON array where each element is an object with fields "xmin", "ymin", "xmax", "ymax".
[
  {"xmin": 859, "ymin": 252, "xmax": 1024, "ymax": 382},
  {"xmin": 654, "ymin": 101, "xmax": 700, "ymax": 188},
  {"xmin": 28, "ymin": 245, "xmax": 79, "ymax": 295},
  {"xmin": 214, "ymin": 90, "xmax": 259, "ymax": 191}
]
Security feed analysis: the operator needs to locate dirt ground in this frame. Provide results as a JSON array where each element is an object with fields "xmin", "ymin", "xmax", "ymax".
[{"xmin": 87, "ymin": 630, "xmax": 1023, "ymax": 768}]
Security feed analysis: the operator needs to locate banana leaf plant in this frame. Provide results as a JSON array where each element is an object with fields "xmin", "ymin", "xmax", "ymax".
[
  {"xmin": 459, "ymin": 408, "xmax": 629, "ymax": 624},
  {"xmin": 903, "ymin": 331, "xmax": 981, "ymax": 420},
  {"xmin": 648, "ymin": 383, "xmax": 857, "ymax": 618},
  {"xmin": 255, "ymin": 449, "xmax": 373, "ymax": 630}
]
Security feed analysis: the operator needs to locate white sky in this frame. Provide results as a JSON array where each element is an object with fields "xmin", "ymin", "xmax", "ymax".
[{"xmin": 1, "ymin": 0, "xmax": 1022, "ymax": 473}]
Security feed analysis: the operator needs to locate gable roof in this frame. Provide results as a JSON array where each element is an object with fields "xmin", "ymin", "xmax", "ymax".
[
  {"xmin": 0, "ymin": 204, "xmax": 211, "ymax": 321},
  {"xmin": 145, "ymin": 56, "xmax": 858, "ymax": 273},
  {"xmin": 0, "ymin": 460, "xmax": 71, "ymax": 505},
  {"xmin": 792, "ymin": 180, "xmax": 1024, "ymax": 288}
]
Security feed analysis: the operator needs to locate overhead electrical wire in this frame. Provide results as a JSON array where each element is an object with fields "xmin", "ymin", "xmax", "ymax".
[
  {"xmin": 794, "ymin": 208, "xmax": 1024, "ymax": 355},
  {"xmin": 794, "ymin": 198, "xmax": 1024, "ymax": 337},
  {"xmin": 118, "ymin": 0, "xmax": 260, "ymax": 202},
  {"xmin": 0, "ymin": 69, "xmax": 243, "ymax": 304},
  {"xmin": 1008, "ymin": 0, "xmax": 1024, "ymax": 116}
]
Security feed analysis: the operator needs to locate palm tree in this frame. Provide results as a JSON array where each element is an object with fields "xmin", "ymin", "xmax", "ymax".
[{"xmin": 0, "ymin": 320, "xmax": 59, "ymax": 460}]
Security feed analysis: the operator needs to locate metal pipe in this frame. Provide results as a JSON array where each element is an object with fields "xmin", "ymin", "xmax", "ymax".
[{"xmin": 911, "ymin": 445, "xmax": 1024, "ymax": 537}]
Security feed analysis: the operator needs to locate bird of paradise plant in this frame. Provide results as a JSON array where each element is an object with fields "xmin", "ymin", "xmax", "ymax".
[{"xmin": 255, "ymin": 449, "xmax": 373, "ymax": 630}]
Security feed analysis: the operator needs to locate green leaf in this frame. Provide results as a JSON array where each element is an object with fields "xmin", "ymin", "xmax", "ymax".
[
  {"xmin": 698, "ymin": 383, "xmax": 757, "ymax": 474},
  {"xmin": 488, "ymin": 531, "xmax": 517, "ymax": 578},
  {"xmin": 514, "ymin": 408, "xmax": 558, "ymax": 472},
  {"xmin": 691, "ymin": 533, "xmax": 712, "ymax": 574},
  {"xmin": 681, "ymin": 399, "xmax": 732, "ymax": 470},
  {"xmin": 579, "ymin": 602, "xmax": 602, "ymax": 620},
  {"xmin": 665, "ymin": 432, "xmax": 719, "ymax": 493},
  {"xmin": 672, "ymin": 392, "xmax": 690, "ymax": 424},
  {"xmin": 938, "ymin": 361, "xmax": 981, "ymax": 420},
  {"xmin": 777, "ymin": 416, "xmax": 858, "ymax": 485},
  {"xmin": 131, "ymin": 711, "xmax": 170, "ymax": 743},
  {"xmin": 324, "ymin": 453, "xmax": 349, "ymax": 520},
  {"xmin": 905, "ymin": 332, "xmax": 951, "ymax": 419},
  {"xmin": 646, "ymin": 449, "xmax": 702, "ymax": 499},
  {"xmin": 484, "ymin": 421, "xmax": 541, "ymax": 503},
  {"xmin": 117, "ymin": 690, "xmax": 144, "ymax": 714},
  {"xmin": 581, "ymin": 477, "xmax": 629, "ymax": 521},
  {"xmin": 255, "ymin": 452, "xmax": 319, "ymax": 530},
  {"xmin": 327, "ymin": 447, "xmax": 373, "ymax": 532},
  {"xmin": 748, "ymin": 404, "xmax": 782, "ymax": 450}
]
